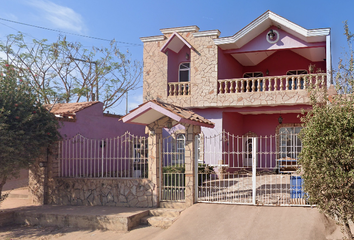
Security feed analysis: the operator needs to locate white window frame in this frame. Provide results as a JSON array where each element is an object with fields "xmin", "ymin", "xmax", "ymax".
[
  {"xmin": 243, "ymin": 72, "xmax": 264, "ymax": 92},
  {"xmin": 175, "ymin": 134, "xmax": 185, "ymax": 165},
  {"xmin": 179, "ymin": 62, "xmax": 190, "ymax": 82},
  {"xmin": 279, "ymin": 126, "xmax": 302, "ymax": 159},
  {"xmin": 286, "ymin": 70, "xmax": 308, "ymax": 90}
]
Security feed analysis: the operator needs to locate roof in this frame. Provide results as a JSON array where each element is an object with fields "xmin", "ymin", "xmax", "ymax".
[
  {"xmin": 122, "ymin": 100, "xmax": 214, "ymax": 128},
  {"xmin": 214, "ymin": 10, "xmax": 330, "ymax": 49},
  {"xmin": 44, "ymin": 101, "xmax": 100, "ymax": 116}
]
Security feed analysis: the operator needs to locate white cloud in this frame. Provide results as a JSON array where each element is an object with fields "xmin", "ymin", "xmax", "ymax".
[{"xmin": 27, "ymin": 0, "xmax": 86, "ymax": 34}]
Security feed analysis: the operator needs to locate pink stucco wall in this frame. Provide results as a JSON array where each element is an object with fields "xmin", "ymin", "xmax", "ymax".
[
  {"xmin": 192, "ymin": 105, "xmax": 308, "ymax": 170},
  {"xmin": 167, "ymin": 45, "xmax": 191, "ymax": 83},
  {"xmin": 58, "ymin": 102, "xmax": 146, "ymax": 140},
  {"xmin": 243, "ymin": 50, "xmax": 326, "ymax": 77},
  {"xmin": 218, "ymin": 47, "xmax": 243, "ymax": 80},
  {"xmin": 237, "ymin": 27, "xmax": 325, "ymax": 53},
  {"xmin": 216, "ymin": 27, "xmax": 326, "ymax": 80}
]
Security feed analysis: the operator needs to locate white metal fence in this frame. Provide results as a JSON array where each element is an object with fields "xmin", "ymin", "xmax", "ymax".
[
  {"xmin": 58, "ymin": 132, "xmax": 148, "ymax": 178},
  {"xmin": 160, "ymin": 134, "xmax": 185, "ymax": 201},
  {"xmin": 196, "ymin": 131, "xmax": 309, "ymax": 206}
]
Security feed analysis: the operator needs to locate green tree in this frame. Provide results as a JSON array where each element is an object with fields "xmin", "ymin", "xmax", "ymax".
[
  {"xmin": 299, "ymin": 23, "xmax": 354, "ymax": 239},
  {"xmin": 0, "ymin": 33, "xmax": 142, "ymax": 111},
  {"xmin": 0, "ymin": 63, "xmax": 60, "ymax": 199}
]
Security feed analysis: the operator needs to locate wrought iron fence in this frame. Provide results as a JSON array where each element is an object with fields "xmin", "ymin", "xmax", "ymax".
[{"xmin": 58, "ymin": 132, "xmax": 148, "ymax": 179}]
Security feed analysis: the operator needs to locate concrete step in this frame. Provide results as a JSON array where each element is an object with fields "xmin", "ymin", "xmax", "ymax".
[
  {"xmin": 149, "ymin": 208, "xmax": 184, "ymax": 218},
  {"xmin": 159, "ymin": 201, "xmax": 186, "ymax": 209},
  {"xmin": 8, "ymin": 193, "xmax": 30, "ymax": 199},
  {"xmin": 140, "ymin": 216, "xmax": 176, "ymax": 229},
  {"xmin": 13, "ymin": 206, "xmax": 150, "ymax": 232}
]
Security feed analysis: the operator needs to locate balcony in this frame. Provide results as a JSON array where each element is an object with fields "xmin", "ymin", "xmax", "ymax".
[
  {"xmin": 217, "ymin": 73, "xmax": 327, "ymax": 94},
  {"xmin": 168, "ymin": 82, "xmax": 190, "ymax": 96}
]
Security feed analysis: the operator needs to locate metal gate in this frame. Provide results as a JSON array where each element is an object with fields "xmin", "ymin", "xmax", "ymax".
[
  {"xmin": 196, "ymin": 131, "xmax": 309, "ymax": 206},
  {"xmin": 160, "ymin": 134, "xmax": 185, "ymax": 201}
]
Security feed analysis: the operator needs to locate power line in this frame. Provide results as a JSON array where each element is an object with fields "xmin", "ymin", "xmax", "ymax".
[{"xmin": 0, "ymin": 17, "xmax": 142, "ymax": 46}]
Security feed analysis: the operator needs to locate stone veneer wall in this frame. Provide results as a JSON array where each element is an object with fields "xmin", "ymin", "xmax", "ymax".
[
  {"xmin": 48, "ymin": 178, "xmax": 155, "ymax": 207},
  {"xmin": 142, "ymin": 29, "xmax": 313, "ymax": 108},
  {"xmin": 29, "ymin": 143, "xmax": 156, "ymax": 208},
  {"xmin": 143, "ymin": 31, "xmax": 218, "ymax": 108}
]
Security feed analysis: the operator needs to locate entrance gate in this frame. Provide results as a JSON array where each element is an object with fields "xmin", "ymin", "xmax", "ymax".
[
  {"xmin": 196, "ymin": 131, "xmax": 309, "ymax": 206},
  {"xmin": 160, "ymin": 134, "xmax": 185, "ymax": 201}
]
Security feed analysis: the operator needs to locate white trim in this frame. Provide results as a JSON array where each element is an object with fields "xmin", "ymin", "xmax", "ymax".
[
  {"xmin": 326, "ymin": 34, "xmax": 332, "ymax": 85},
  {"xmin": 193, "ymin": 30, "xmax": 221, "ymax": 38},
  {"xmin": 214, "ymin": 10, "xmax": 330, "ymax": 46},
  {"xmin": 140, "ymin": 35, "xmax": 166, "ymax": 43},
  {"xmin": 179, "ymin": 62, "xmax": 191, "ymax": 82},
  {"xmin": 160, "ymin": 32, "xmax": 193, "ymax": 53},
  {"xmin": 160, "ymin": 26, "xmax": 200, "ymax": 34}
]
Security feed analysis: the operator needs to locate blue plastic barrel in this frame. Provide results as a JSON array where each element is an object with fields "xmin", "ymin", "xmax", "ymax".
[{"xmin": 290, "ymin": 176, "xmax": 304, "ymax": 199}]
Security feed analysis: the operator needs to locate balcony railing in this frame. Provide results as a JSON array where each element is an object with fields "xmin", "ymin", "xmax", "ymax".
[
  {"xmin": 168, "ymin": 82, "xmax": 190, "ymax": 96},
  {"xmin": 218, "ymin": 73, "xmax": 327, "ymax": 94}
]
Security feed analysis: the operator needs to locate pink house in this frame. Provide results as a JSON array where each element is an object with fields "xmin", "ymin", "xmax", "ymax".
[
  {"xmin": 139, "ymin": 10, "xmax": 331, "ymax": 174},
  {"xmin": 47, "ymin": 101, "xmax": 145, "ymax": 139}
]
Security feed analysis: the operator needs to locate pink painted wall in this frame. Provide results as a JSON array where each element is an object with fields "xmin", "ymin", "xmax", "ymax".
[
  {"xmin": 237, "ymin": 27, "xmax": 325, "ymax": 52},
  {"xmin": 218, "ymin": 47, "xmax": 243, "ymax": 80},
  {"xmin": 59, "ymin": 102, "xmax": 146, "ymax": 140},
  {"xmin": 167, "ymin": 45, "xmax": 191, "ymax": 83},
  {"xmin": 191, "ymin": 106, "xmax": 308, "ymax": 170},
  {"xmin": 58, "ymin": 102, "xmax": 146, "ymax": 178},
  {"xmin": 222, "ymin": 112, "xmax": 243, "ymax": 136},
  {"xmin": 243, "ymin": 50, "xmax": 326, "ymax": 76},
  {"xmin": 216, "ymin": 27, "xmax": 326, "ymax": 80},
  {"xmin": 221, "ymin": 110, "xmax": 305, "ymax": 169}
]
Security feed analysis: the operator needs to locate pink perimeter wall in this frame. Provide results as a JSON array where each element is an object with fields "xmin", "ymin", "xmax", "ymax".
[{"xmin": 58, "ymin": 102, "xmax": 146, "ymax": 140}]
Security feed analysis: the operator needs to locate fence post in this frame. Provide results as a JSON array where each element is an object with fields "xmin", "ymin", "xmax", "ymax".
[{"xmin": 252, "ymin": 137, "xmax": 257, "ymax": 205}]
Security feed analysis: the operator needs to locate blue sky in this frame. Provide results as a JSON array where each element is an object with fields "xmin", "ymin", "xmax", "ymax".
[{"xmin": 1, "ymin": 0, "xmax": 353, "ymax": 114}]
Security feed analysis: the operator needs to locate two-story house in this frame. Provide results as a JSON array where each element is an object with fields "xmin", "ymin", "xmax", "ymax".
[{"xmin": 139, "ymin": 10, "xmax": 331, "ymax": 173}]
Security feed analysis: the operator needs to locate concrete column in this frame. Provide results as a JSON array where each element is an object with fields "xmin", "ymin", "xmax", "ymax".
[
  {"xmin": 147, "ymin": 117, "xmax": 169, "ymax": 207},
  {"xmin": 183, "ymin": 124, "xmax": 201, "ymax": 206}
]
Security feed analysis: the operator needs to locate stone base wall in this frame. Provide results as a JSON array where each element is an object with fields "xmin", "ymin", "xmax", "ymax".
[{"xmin": 48, "ymin": 178, "xmax": 156, "ymax": 208}]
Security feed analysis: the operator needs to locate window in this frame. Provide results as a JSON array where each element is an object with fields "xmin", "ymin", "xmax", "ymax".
[
  {"xmin": 175, "ymin": 134, "xmax": 185, "ymax": 165},
  {"xmin": 179, "ymin": 63, "xmax": 190, "ymax": 82},
  {"xmin": 243, "ymin": 72, "xmax": 263, "ymax": 92},
  {"xmin": 196, "ymin": 134, "xmax": 203, "ymax": 164},
  {"xmin": 279, "ymin": 126, "xmax": 302, "ymax": 159},
  {"xmin": 286, "ymin": 70, "xmax": 308, "ymax": 90}
]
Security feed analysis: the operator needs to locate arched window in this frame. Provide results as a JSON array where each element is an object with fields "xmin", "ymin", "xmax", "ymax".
[
  {"xmin": 179, "ymin": 63, "xmax": 190, "ymax": 82},
  {"xmin": 286, "ymin": 70, "xmax": 308, "ymax": 90}
]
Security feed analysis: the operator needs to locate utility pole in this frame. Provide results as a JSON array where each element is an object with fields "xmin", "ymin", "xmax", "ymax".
[
  {"xmin": 68, "ymin": 56, "xmax": 98, "ymax": 101},
  {"xmin": 126, "ymin": 91, "xmax": 128, "ymax": 114}
]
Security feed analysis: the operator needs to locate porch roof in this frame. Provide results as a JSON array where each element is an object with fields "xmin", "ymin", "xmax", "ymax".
[
  {"xmin": 121, "ymin": 100, "xmax": 214, "ymax": 128},
  {"xmin": 160, "ymin": 32, "xmax": 193, "ymax": 54}
]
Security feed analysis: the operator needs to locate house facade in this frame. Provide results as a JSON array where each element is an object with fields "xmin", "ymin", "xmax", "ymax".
[{"xmin": 140, "ymin": 10, "xmax": 331, "ymax": 172}]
